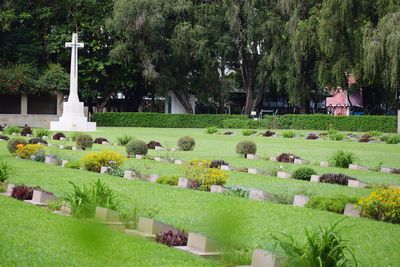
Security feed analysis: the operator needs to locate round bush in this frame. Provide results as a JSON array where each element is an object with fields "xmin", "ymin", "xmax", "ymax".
[
  {"xmin": 292, "ymin": 167, "xmax": 316, "ymax": 181},
  {"xmin": 126, "ymin": 140, "xmax": 148, "ymax": 155},
  {"xmin": 276, "ymin": 153, "xmax": 300, "ymax": 163},
  {"xmin": 52, "ymin": 132, "xmax": 66, "ymax": 140},
  {"xmin": 75, "ymin": 134, "xmax": 93, "ymax": 150},
  {"xmin": 177, "ymin": 136, "xmax": 196, "ymax": 151},
  {"xmin": 236, "ymin": 140, "xmax": 257, "ymax": 157},
  {"xmin": 331, "ymin": 150, "xmax": 355, "ymax": 168},
  {"xmin": 7, "ymin": 138, "xmax": 27, "ymax": 153}
]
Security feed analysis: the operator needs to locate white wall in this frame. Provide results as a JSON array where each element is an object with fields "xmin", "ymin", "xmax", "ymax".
[{"xmin": 165, "ymin": 90, "xmax": 196, "ymax": 114}]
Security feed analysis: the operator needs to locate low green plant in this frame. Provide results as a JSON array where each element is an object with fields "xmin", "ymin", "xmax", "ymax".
[
  {"xmin": 205, "ymin": 126, "xmax": 219, "ymax": 134},
  {"xmin": 4, "ymin": 126, "xmax": 21, "ymax": 135},
  {"xmin": 105, "ymin": 166, "xmax": 124, "ymax": 177},
  {"xmin": 223, "ymin": 186, "xmax": 250, "ymax": 198},
  {"xmin": 47, "ymin": 199, "xmax": 63, "ymax": 211},
  {"xmin": 292, "ymin": 167, "xmax": 316, "ymax": 181},
  {"xmin": 367, "ymin": 130, "xmax": 383, "ymax": 137},
  {"xmin": 273, "ymin": 220, "xmax": 357, "ymax": 267},
  {"xmin": 0, "ymin": 160, "xmax": 14, "ymax": 182},
  {"xmin": 236, "ymin": 140, "xmax": 257, "ymax": 157},
  {"xmin": 117, "ymin": 135, "xmax": 134, "ymax": 146},
  {"xmin": 282, "ymin": 131, "xmax": 295, "ymax": 138},
  {"xmin": 64, "ymin": 161, "xmax": 81, "ymax": 169},
  {"xmin": 331, "ymin": 150, "xmax": 355, "ymax": 168},
  {"xmin": 177, "ymin": 136, "xmax": 196, "ymax": 151},
  {"xmin": 329, "ymin": 133, "xmax": 345, "ymax": 141},
  {"xmin": 7, "ymin": 138, "xmax": 27, "ymax": 153},
  {"xmin": 156, "ymin": 175, "xmax": 180, "ymax": 186},
  {"xmin": 126, "ymin": 139, "xmax": 148, "ymax": 155},
  {"xmin": 91, "ymin": 179, "xmax": 120, "ymax": 210},
  {"xmin": 35, "ymin": 128, "xmax": 50, "ymax": 138},
  {"xmin": 242, "ymin": 129, "xmax": 257, "ymax": 136},
  {"xmin": 386, "ymin": 135, "xmax": 400, "ymax": 144},
  {"xmin": 75, "ymin": 134, "xmax": 93, "ymax": 150},
  {"xmin": 306, "ymin": 195, "xmax": 357, "ymax": 214},
  {"xmin": 327, "ymin": 127, "xmax": 338, "ymax": 135}
]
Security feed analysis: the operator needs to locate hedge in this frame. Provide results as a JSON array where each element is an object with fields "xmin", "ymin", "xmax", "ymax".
[{"xmin": 92, "ymin": 112, "xmax": 397, "ymax": 132}]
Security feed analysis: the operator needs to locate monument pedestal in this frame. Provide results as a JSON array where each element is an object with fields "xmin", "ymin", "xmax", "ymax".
[{"xmin": 50, "ymin": 101, "xmax": 96, "ymax": 131}]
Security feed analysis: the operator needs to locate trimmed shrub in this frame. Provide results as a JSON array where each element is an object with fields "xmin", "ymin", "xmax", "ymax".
[
  {"xmin": 367, "ymin": 130, "xmax": 383, "ymax": 137},
  {"xmin": 156, "ymin": 230, "xmax": 188, "ymax": 247},
  {"xmin": 306, "ymin": 133, "xmax": 318, "ymax": 140},
  {"xmin": 319, "ymin": 173, "xmax": 355, "ymax": 186},
  {"xmin": 386, "ymin": 135, "xmax": 400, "ymax": 144},
  {"xmin": 81, "ymin": 150, "xmax": 125, "ymax": 172},
  {"xmin": 15, "ymin": 144, "xmax": 43, "ymax": 159},
  {"xmin": 177, "ymin": 136, "xmax": 196, "ymax": 151},
  {"xmin": 282, "ymin": 131, "xmax": 295, "ymax": 138},
  {"xmin": 94, "ymin": 137, "xmax": 108, "ymax": 144},
  {"xmin": 263, "ymin": 130, "xmax": 276, "ymax": 137},
  {"xmin": 147, "ymin": 140, "xmax": 162, "ymax": 149},
  {"xmin": 358, "ymin": 186, "xmax": 400, "ymax": 224},
  {"xmin": 331, "ymin": 150, "xmax": 355, "ymax": 168},
  {"xmin": 52, "ymin": 132, "xmax": 66, "ymax": 140},
  {"xmin": 236, "ymin": 141, "xmax": 257, "ymax": 157},
  {"xmin": 28, "ymin": 138, "xmax": 47, "ymax": 145},
  {"xmin": 7, "ymin": 138, "xmax": 27, "ymax": 153},
  {"xmin": 20, "ymin": 125, "xmax": 32, "ymax": 136},
  {"xmin": 11, "ymin": 185, "xmax": 35, "ymax": 200},
  {"xmin": 35, "ymin": 128, "xmax": 50, "ymax": 138},
  {"xmin": 184, "ymin": 163, "xmax": 228, "ymax": 191},
  {"xmin": 306, "ymin": 195, "xmax": 357, "ymax": 214},
  {"xmin": 126, "ymin": 140, "xmax": 148, "ymax": 156},
  {"xmin": 329, "ymin": 133, "xmax": 344, "ymax": 141},
  {"xmin": 156, "ymin": 176, "xmax": 179, "ymax": 186},
  {"xmin": 117, "ymin": 135, "xmax": 134, "ymax": 146},
  {"xmin": 76, "ymin": 134, "xmax": 93, "ymax": 150},
  {"xmin": 292, "ymin": 167, "xmax": 316, "ymax": 181},
  {"xmin": 276, "ymin": 153, "xmax": 300, "ymax": 163},
  {"xmin": 242, "ymin": 129, "xmax": 257, "ymax": 136},
  {"xmin": 205, "ymin": 126, "xmax": 218, "ymax": 134},
  {"xmin": 0, "ymin": 135, "xmax": 9, "ymax": 141},
  {"xmin": 64, "ymin": 161, "xmax": 81, "ymax": 169},
  {"xmin": 4, "ymin": 126, "xmax": 20, "ymax": 135}
]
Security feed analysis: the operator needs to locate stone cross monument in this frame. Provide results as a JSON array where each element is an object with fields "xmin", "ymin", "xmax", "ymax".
[{"xmin": 50, "ymin": 33, "xmax": 96, "ymax": 131}]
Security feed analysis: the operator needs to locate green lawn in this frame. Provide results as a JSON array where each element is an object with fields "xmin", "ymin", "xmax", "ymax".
[{"xmin": 1, "ymin": 127, "xmax": 400, "ymax": 266}]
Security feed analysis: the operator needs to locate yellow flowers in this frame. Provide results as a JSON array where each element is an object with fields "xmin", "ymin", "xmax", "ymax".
[
  {"xmin": 81, "ymin": 150, "xmax": 125, "ymax": 172},
  {"xmin": 15, "ymin": 144, "xmax": 43, "ymax": 159},
  {"xmin": 184, "ymin": 160, "xmax": 228, "ymax": 190},
  {"xmin": 358, "ymin": 186, "xmax": 400, "ymax": 224}
]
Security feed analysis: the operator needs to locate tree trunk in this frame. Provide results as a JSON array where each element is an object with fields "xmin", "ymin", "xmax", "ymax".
[{"xmin": 173, "ymin": 90, "xmax": 193, "ymax": 113}]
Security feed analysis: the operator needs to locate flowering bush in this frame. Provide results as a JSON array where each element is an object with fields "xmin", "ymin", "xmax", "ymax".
[
  {"xmin": 81, "ymin": 151, "xmax": 125, "ymax": 172},
  {"xmin": 358, "ymin": 187, "xmax": 400, "ymax": 224},
  {"xmin": 156, "ymin": 230, "xmax": 188, "ymax": 247},
  {"xmin": 7, "ymin": 138, "xmax": 27, "ymax": 153},
  {"xmin": 184, "ymin": 162, "xmax": 228, "ymax": 191},
  {"xmin": 276, "ymin": 153, "xmax": 300, "ymax": 163},
  {"xmin": 11, "ymin": 185, "xmax": 35, "ymax": 200},
  {"xmin": 15, "ymin": 144, "xmax": 44, "ymax": 159}
]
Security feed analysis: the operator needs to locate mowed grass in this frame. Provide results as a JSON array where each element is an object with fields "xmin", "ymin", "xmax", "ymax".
[
  {"xmin": 1, "ymin": 126, "xmax": 400, "ymax": 266},
  {"xmin": 0, "ymin": 196, "xmax": 221, "ymax": 267}
]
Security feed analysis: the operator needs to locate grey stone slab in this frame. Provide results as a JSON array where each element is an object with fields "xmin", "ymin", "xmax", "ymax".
[
  {"xmin": 123, "ymin": 170, "xmax": 136, "ymax": 179},
  {"xmin": 135, "ymin": 154, "xmax": 144, "ymax": 159},
  {"xmin": 24, "ymin": 190, "xmax": 54, "ymax": 206},
  {"xmin": 344, "ymin": 204, "xmax": 360, "ymax": 217},
  {"xmin": 269, "ymin": 157, "xmax": 277, "ymax": 162},
  {"xmin": 148, "ymin": 174, "xmax": 159, "ymax": 182},
  {"xmin": 349, "ymin": 164, "xmax": 369, "ymax": 171},
  {"xmin": 294, "ymin": 159, "xmax": 308, "ymax": 165},
  {"xmin": 250, "ymin": 249, "xmax": 284, "ymax": 267},
  {"xmin": 249, "ymin": 189, "xmax": 270, "ymax": 201},
  {"xmin": 277, "ymin": 171, "xmax": 291, "ymax": 179},
  {"xmin": 248, "ymin": 168, "xmax": 265, "ymax": 175},
  {"xmin": 100, "ymin": 166, "xmax": 111, "ymax": 174},
  {"xmin": 381, "ymin": 167, "xmax": 396, "ymax": 174},
  {"xmin": 220, "ymin": 165, "xmax": 232, "ymax": 171},
  {"xmin": 61, "ymin": 160, "xmax": 69, "ymax": 167},
  {"xmin": 246, "ymin": 154, "xmax": 259, "ymax": 160},
  {"xmin": 175, "ymin": 233, "xmax": 221, "ymax": 257},
  {"xmin": 293, "ymin": 195, "xmax": 310, "ymax": 207},
  {"xmin": 0, "ymin": 183, "xmax": 14, "ymax": 196},
  {"xmin": 348, "ymin": 179, "xmax": 367, "ymax": 188},
  {"xmin": 45, "ymin": 156, "xmax": 58, "ymax": 166},
  {"xmin": 174, "ymin": 159, "xmax": 186, "ymax": 165},
  {"xmin": 310, "ymin": 175, "xmax": 320, "ymax": 182},
  {"xmin": 210, "ymin": 185, "xmax": 225, "ymax": 193},
  {"xmin": 320, "ymin": 161, "xmax": 329, "ymax": 167},
  {"xmin": 95, "ymin": 207, "xmax": 121, "ymax": 222}
]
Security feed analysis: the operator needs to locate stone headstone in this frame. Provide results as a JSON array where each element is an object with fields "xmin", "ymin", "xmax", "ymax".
[
  {"xmin": 310, "ymin": 175, "xmax": 320, "ymax": 182},
  {"xmin": 277, "ymin": 171, "xmax": 291, "ymax": 179},
  {"xmin": 320, "ymin": 161, "xmax": 329, "ymax": 167},
  {"xmin": 31, "ymin": 190, "xmax": 54, "ymax": 205},
  {"xmin": 136, "ymin": 154, "xmax": 144, "ymax": 160},
  {"xmin": 11, "ymin": 133, "xmax": 17, "ymax": 136},
  {"xmin": 47, "ymin": 143, "xmax": 53, "ymax": 147},
  {"xmin": 155, "ymin": 146, "xmax": 164, "ymax": 151},
  {"xmin": 72, "ymin": 146, "xmax": 77, "ymax": 150},
  {"xmin": 210, "ymin": 185, "xmax": 225, "ymax": 193},
  {"xmin": 248, "ymin": 168, "xmax": 265, "ymax": 175},
  {"xmin": 348, "ymin": 179, "xmax": 367, "ymax": 188},
  {"xmin": 45, "ymin": 156, "xmax": 58, "ymax": 166},
  {"xmin": 61, "ymin": 160, "xmax": 69, "ymax": 167},
  {"xmin": 249, "ymin": 189, "xmax": 270, "ymax": 201},
  {"xmin": 380, "ymin": 167, "xmax": 396, "ymax": 174},
  {"xmin": 95, "ymin": 207, "xmax": 121, "ymax": 222},
  {"xmin": 42, "ymin": 136, "xmax": 48, "ymax": 140},
  {"xmin": 349, "ymin": 164, "xmax": 368, "ymax": 171},
  {"xmin": 125, "ymin": 217, "xmax": 175, "ymax": 239},
  {"xmin": 59, "ymin": 145, "xmax": 64, "ymax": 149},
  {"xmin": 250, "ymin": 249, "xmax": 284, "ymax": 267},
  {"xmin": 220, "ymin": 165, "xmax": 232, "ymax": 171},
  {"xmin": 100, "ymin": 166, "xmax": 111, "ymax": 174},
  {"xmin": 175, "ymin": 232, "xmax": 222, "ymax": 257},
  {"xmin": 294, "ymin": 159, "xmax": 308, "ymax": 165},
  {"xmin": 293, "ymin": 195, "xmax": 310, "ymax": 207},
  {"xmin": 148, "ymin": 174, "xmax": 159, "ymax": 182},
  {"xmin": 246, "ymin": 154, "xmax": 259, "ymax": 160},
  {"xmin": 178, "ymin": 177, "xmax": 190, "ymax": 188},
  {"xmin": 101, "ymin": 141, "xmax": 110, "ymax": 145},
  {"xmin": 344, "ymin": 204, "xmax": 360, "ymax": 217},
  {"xmin": 269, "ymin": 157, "xmax": 277, "ymax": 162},
  {"xmin": 60, "ymin": 137, "xmax": 67, "ymax": 141},
  {"xmin": 123, "ymin": 170, "xmax": 136, "ymax": 179},
  {"xmin": 1, "ymin": 183, "xmax": 15, "ymax": 196},
  {"xmin": 174, "ymin": 159, "xmax": 185, "ymax": 165}
]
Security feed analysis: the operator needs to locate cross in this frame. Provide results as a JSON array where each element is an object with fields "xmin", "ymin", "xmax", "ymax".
[{"xmin": 65, "ymin": 33, "xmax": 84, "ymax": 78}]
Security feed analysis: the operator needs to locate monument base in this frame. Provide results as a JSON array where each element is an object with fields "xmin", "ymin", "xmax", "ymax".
[{"xmin": 50, "ymin": 101, "xmax": 96, "ymax": 132}]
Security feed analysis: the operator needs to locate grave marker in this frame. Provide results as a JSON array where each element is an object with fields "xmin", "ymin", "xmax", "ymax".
[
  {"xmin": 45, "ymin": 156, "xmax": 58, "ymax": 166},
  {"xmin": 175, "ymin": 232, "xmax": 222, "ymax": 257},
  {"xmin": 293, "ymin": 195, "xmax": 310, "ymax": 207},
  {"xmin": 310, "ymin": 175, "xmax": 320, "ymax": 182},
  {"xmin": 220, "ymin": 165, "xmax": 232, "ymax": 171},
  {"xmin": 125, "ymin": 217, "xmax": 175, "ymax": 239},
  {"xmin": 61, "ymin": 160, "xmax": 69, "ymax": 167},
  {"xmin": 148, "ymin": 174, "xmax": 159, "ymax": 182},
  {"xmin": 25, "ymin": 190, "xmax": 54, "ymax": 206},
  {"xmin": 349, "ymin": 164, "xmax": 369, "ymax": 171},
  {"xmin": 174, "ymin": 159, "xmax": 186, "ymax": 165},
  {"xmin": 123, "ymin": 170, "xmax": 136, "ymax": 179},
  {"xmin": 320, "ymin": 161, "xmax": 329, "ymax": 167},
  {"xmin": 249, "ymin": 189, "xmax": 270, "ymax": 201},
  {"xmin": 248, "ymin": 168, "xmax": 265, "ymax": 175},
  {"xmin": 348, "ymin": 179, "xmax": 367, "ymax": 188},
  {"xmin": 344, "ymin": 204, "xmax": 360, "ymax": 217},
  {"xmin": 210, "ymin": 185, "xmax": 225, "ymax": 193},
  {"xmin": 136, "ymin": 154, "xmax": 144, "ymax": 160},
  {"xmin": 277, "ymin": 171, "xmax": 291, "ymax": 179},
  {"xmin": 294, "ymin": 159, "xmax": 308, "ymax": 165},
  {"xmin": 0, "ymin": 183, "xmax": 14, "ymax": 196},
  {"xmin": 243, "ymin": 249, "xmax": 284, "ymax": 267},
  {"xmin": 246, "ymin": 154, "xmax": 259, "ymax": 160},
  {"xmin": 100, "ymin": 166, "xmax": 111, "ymax": 174},
  {"xmin": 380, "ymin": 167, "xmax": 396, "ymax": 174}
]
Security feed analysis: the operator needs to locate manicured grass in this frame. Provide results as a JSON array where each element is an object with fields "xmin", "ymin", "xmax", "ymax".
[
  {"xmin": 0, "ymin": 196, "xmax": 220, "ymax": 267},
  {"xmin": 1, "ymin": 145, "xmax": 400, "ymax": 266}
]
